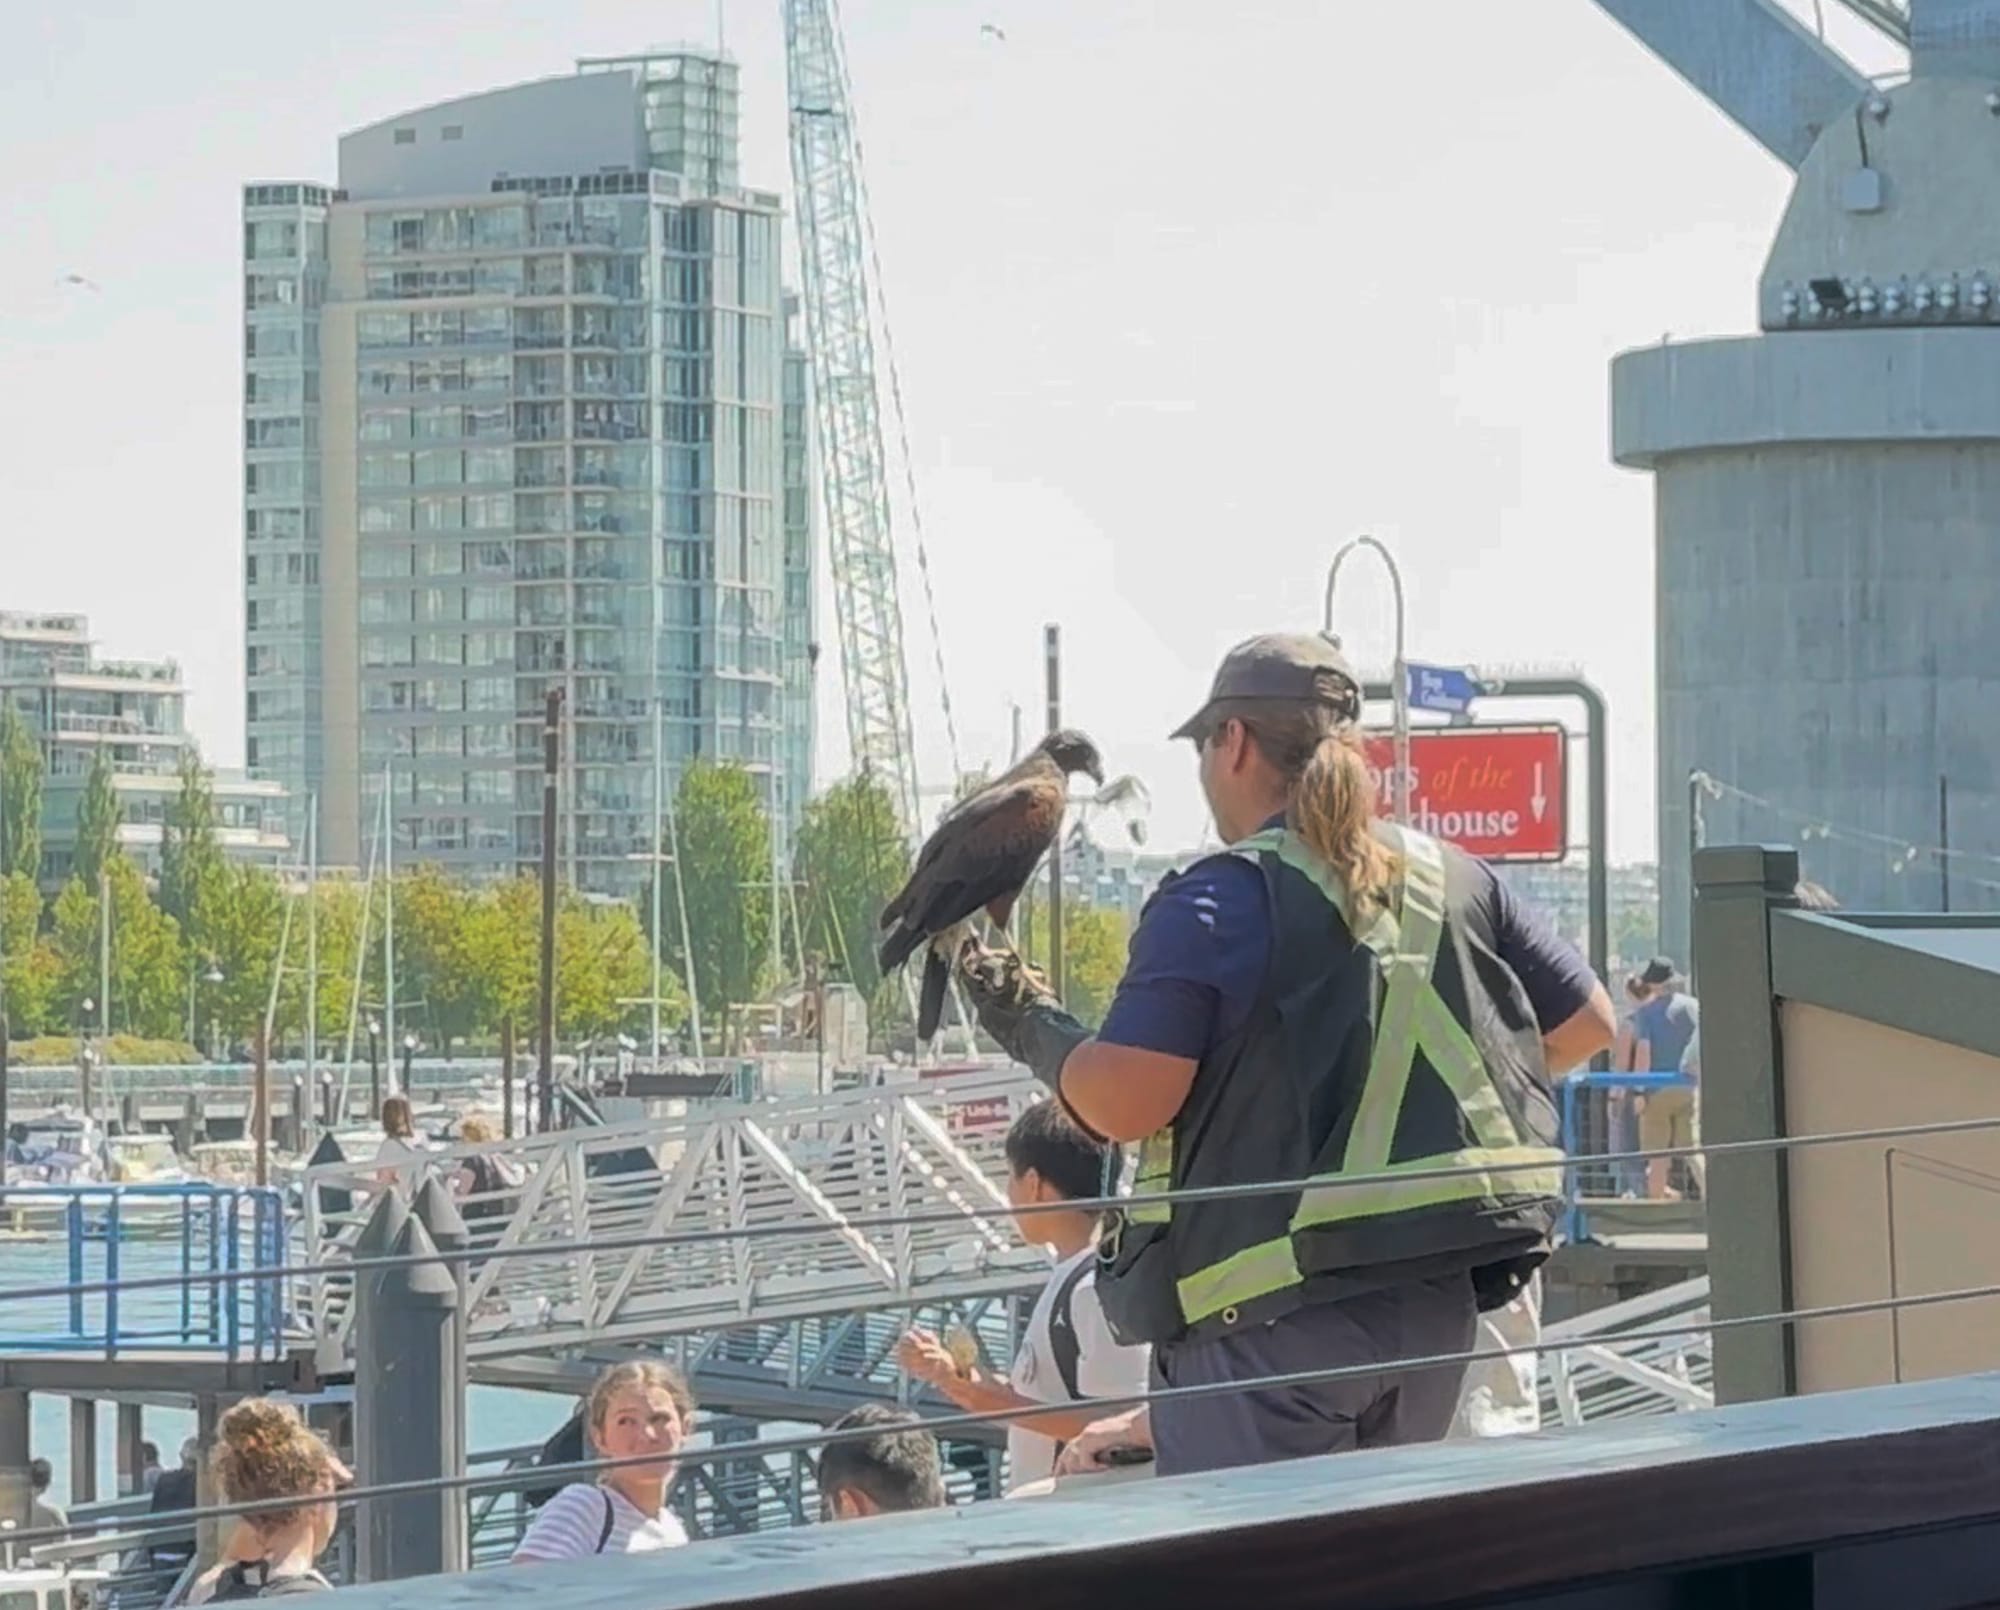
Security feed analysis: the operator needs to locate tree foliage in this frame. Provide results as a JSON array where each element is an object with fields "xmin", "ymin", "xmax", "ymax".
[
  {"xmin": 50, "ymin": 858, "xmax": 186, "ymax": 1039},
  {"xmin": 72, "ymin": 750, "xmax": 123, "ymax": 895},
  {"xmin": 0, "ymin": 704, "xmax": 43, "ymax": 884},
  {"xmin": 793, "ymin": 774, "xmax": 911, "ymax": 1005},
  {"xmin": 1018, "ymin": 896, "xmax": 1132, "ymax": 1030},
  {"xmin": 0, "ymin": 871, "xmax": 54, "ymax": 1036},
  {"xmin": 158, "ymin": 747, "xmax": 223, "ymax": 927},
  {"xmin": 188, "ymin": 861, "xmax": 287, "ymax": 1048},
  {"xmin": 672, "ymin": 761, "xmax": 772, "ymax": 1042},
  {"xmin": 555, "ymin": 894, "xmax": 666, "ymax": 1042}
]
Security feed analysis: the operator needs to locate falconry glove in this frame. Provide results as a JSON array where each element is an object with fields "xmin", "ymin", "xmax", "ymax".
[{"xmin": 955, "ymin": 941, "xmax": 1090, "ymax": 1093}]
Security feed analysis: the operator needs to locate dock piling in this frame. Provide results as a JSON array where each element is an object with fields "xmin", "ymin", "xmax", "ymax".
[{"xmin": 355, "ymin": 1207, "xmax": 466, "ymax": 1581}]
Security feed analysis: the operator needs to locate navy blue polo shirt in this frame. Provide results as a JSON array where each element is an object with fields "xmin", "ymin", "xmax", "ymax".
[{"xmin": 1098, "ymin": 831, "xmax": 1597, "ymax": 1061}]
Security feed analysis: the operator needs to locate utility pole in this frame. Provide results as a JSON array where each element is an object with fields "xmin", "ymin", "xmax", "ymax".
[
  {"xmin": 537, "ymin": 688, "xmax": 563, "ymax": 1132},
  {"xmin": 1045, "ymin": 624, "xmax": 1064, "ymax": 999}
]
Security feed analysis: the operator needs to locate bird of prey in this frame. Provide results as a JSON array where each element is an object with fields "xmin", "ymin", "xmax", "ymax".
[
  {"xmin": 980, "ymin": 22, "xmax": 1007, "ymax": 41},
  {"xmin": 879, "ymin": 729, "xmax": 1103, "ymax": 1043}
]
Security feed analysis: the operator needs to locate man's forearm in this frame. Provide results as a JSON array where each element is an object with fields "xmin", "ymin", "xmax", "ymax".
[{"xmin": 935, "ymin": 1374, "xmax": 1105, "ymax": 1442}]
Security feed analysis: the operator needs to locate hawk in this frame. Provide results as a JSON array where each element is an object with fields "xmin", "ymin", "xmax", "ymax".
[{"xmin": 878, "ymin": 730, "xmax": 1104, "ymax": 1043}]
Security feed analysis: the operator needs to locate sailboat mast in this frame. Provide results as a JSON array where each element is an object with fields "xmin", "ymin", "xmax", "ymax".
[{"xmin": 382, "ymin": 763, "xmax": 395, "ymax": 1089}]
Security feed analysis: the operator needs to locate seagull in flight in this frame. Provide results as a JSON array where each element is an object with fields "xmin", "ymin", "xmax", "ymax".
[
  {"xmin": 59, "ymin": 274, "xmax": 101, "ymax": 292},
  {"xmin": 980, "ymin": 22, "xmax": 1007, "ymax": 41}
]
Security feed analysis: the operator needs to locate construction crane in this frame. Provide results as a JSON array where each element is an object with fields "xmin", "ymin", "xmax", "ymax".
[{"xmin": 784, "ymin": 0, "xmax": 926, "ymax": 837}]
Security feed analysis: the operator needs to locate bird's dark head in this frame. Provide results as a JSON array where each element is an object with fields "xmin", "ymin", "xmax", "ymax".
[{"xmin": 1039, "ymin": 729, "xmax": 1104, "ymax": 786}]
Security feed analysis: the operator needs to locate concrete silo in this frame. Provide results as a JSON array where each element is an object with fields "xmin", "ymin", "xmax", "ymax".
[{"xmin": 1598, "ymin": 0, "xmax": 2000, "ymax": 956}]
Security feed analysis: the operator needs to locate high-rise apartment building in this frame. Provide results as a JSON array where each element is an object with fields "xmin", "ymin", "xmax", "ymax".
[
  {"xmin": 243, "ymin": 50, "xmax": 815, "ymax": 898},
  {"xmin": 0, "ymin": 612, "xmax": 290, "ymax": 885}
]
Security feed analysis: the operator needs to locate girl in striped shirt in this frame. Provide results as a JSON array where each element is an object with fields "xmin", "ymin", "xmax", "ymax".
[{"xmin": 512, "ymin": 1362, "xmax": 695, "ymax": 1563}]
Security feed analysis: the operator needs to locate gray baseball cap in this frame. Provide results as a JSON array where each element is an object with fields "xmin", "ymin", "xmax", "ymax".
[{"xmin": 1170, "ymin": 632, "xmax": 1362, "ymax": 741}]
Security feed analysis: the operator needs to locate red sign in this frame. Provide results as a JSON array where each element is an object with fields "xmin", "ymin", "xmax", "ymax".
[
  {"xmin": 918, "ymin": 1065, "xmax": 1014, "ymax": 1135},
  {"xmin": 1361, "ymin": 726, "xmax": 1567, "ymax": 863}
]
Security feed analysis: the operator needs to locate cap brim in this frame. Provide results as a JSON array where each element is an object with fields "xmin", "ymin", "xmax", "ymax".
[{"xmin": 1168, "ymin": 705, "xmax": 1210, "ymax": 742}]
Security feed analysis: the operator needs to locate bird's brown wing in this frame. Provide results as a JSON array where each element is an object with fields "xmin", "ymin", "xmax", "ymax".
[{"xmin": 877, "ymin": 763, "xmax": 1066, "ymax": 974}]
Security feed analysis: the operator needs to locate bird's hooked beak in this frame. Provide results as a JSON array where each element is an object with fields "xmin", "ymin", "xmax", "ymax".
[{"xmin": 1086, "ymin": 759, "xmax": 1106, "ymax": 788}]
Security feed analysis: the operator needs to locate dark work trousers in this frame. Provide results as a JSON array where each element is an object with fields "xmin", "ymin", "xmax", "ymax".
[{"xmin": 1150, "ymin": 1272, "xmax": 1478, "ymax": 1476}]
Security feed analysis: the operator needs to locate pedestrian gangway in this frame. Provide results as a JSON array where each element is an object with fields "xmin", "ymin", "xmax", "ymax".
[{"xmin": 296, "ymin": 1067, "xmax": 1051, "ymax": 1374}]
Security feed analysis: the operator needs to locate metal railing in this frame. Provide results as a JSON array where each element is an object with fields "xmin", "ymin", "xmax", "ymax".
[
  {"xmin": 295, "ymin": 1070, "xmax": 1046, "ymax": 1370},
  {"xmin": 1557, "ymin": 1070, "xmax": 1697, "ymax": 1237},
  {"xmin": 0, "ymin": 1184, "xmax": 287, "ymax": 1359}
]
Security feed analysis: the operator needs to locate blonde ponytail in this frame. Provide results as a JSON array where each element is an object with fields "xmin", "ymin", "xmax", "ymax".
[
  {"xmin": 1209, "ymin": 699, "xmax": 1400, "ymax": 917},
  {"xmin": 1289, "ymin": 728, "xmax": 1398, "ymax": 914}
]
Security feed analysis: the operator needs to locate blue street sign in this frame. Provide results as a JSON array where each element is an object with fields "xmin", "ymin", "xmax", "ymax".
[{"xmin": 1406, "ymin": 662, "xmax": 1483, "ymax": 716}]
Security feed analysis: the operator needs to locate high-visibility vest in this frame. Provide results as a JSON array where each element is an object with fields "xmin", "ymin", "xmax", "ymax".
[{"xmin": 1095, "ymin": 823, "xmax": 1567, "ymax": 1348}]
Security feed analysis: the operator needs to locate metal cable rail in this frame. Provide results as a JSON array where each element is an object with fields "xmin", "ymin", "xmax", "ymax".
[
  {"xmin": 1, "ymin": 1107, "xmax": 1992, "ymax": 1310},
  {"xmin": 7, "ymin": 1270, "xmax": 1994, "ymax": 1554}
]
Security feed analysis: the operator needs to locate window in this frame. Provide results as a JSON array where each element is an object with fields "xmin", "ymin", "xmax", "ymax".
[
  {"xmin": 442, "ymin": 125, "xmax": 464, "ymax": 142},
  {"xmin": 394, "ymin": 127, "xmax": 417, "ymax": 145}
]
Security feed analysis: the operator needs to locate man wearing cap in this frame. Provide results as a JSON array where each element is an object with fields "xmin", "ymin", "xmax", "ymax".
[
  {"xmin": 959, "ymin": 633, "xmax": 1613, "ymax": 1475},
  {"xmin": 1629, "ymin": 958, "xmax": 1701, "ymax": 1200}
]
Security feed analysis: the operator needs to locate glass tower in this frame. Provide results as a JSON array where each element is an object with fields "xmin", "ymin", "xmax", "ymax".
[
  {"xmin": 241, "ymin": 184, "xmax": 330, "ymax": 851},
  {"xmin": 242, "ymin": 52, "xmax": 813, "ymax": 896}
]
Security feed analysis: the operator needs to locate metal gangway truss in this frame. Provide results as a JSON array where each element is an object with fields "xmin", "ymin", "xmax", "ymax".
[{"xmin": 297, "ymin": 1069, "xmax": 1050, "ymax": 1374}]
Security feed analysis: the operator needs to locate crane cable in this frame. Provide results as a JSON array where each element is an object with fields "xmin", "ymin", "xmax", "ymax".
[{"xmin": 827, "ymin": 0, "xmax": 965, "ymax": 793}]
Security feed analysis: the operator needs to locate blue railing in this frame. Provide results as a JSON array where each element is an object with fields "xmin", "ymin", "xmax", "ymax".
[
  {"xmin": 1558, "ymin": 1071, "xmax": 1697, "ymax": 1243},
  {"xmin": 0, "ymin": 1183, "xmax": 288, "ymax": 1359}
]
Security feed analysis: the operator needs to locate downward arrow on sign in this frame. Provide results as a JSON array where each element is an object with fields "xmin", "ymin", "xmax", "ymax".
[{"xmin": 1531, "ymin": 763, "xmax": 1546, "ymax": 823}]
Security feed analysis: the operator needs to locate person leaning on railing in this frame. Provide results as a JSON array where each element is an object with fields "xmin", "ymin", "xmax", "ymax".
[
  {"xmin": 511, "ymin": 1362, "xmax": 694, "ymax": 1563},
  {"xmin": 958, "ymin": 633, "xmax": 1615, "ymax": 1478},
  {"xmin": 182, "ymin": 1400, "xmax": 350, "ymax": 1602}
]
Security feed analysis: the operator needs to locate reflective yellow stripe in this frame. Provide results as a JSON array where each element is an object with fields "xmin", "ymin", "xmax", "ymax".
[
  {"xmin": 1176, "ymin": 1235, "xmax": 1300, "ymax": 1323},
  {"xmin": 1178, "ymin": 1146, "xmax": 1566, "ymax": 1325},
  {"xmin": 1292, "ymin": 1146, "xmax": 1568, "ymax": 1228},
  {"xmin": 1129, "ymin": 1129, "xmax": 1173, "ymax": 1225}
]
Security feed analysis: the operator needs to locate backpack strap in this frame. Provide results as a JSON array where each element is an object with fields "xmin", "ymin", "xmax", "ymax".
[
  {"xmin": 595, "ymin": 1487, "xmax": 617, "ymax": 1554},
  {"xmin": 1046, "ymin": 1256, "xmax": 1095, "ymax": 1403}
]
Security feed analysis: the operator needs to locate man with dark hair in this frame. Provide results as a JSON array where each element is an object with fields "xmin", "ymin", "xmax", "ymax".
[
  {"xmin": 817, "ymin": 1405, "xmax": 947, "ymax": 1521},
  {"xmin": 28, "ymin": 1457, "xmax": 66, "ymax": 1534},
  {"xmin": 1631, "ymin": 958, "xmax": 1701, "ymax": 1200},
  {"xmin": 898, "ymin": 1100, "xmax": 1150, "ymax": 1491}
]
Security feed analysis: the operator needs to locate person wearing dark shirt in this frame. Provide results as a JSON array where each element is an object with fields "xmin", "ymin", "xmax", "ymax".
[
  {"xmin": 1629, "ymin": 958, "xmax": 1701, "ymax": 1200},
  {"xmin": 962, "ymin": 633, "xmax": 1615, "ymax": 1477}
]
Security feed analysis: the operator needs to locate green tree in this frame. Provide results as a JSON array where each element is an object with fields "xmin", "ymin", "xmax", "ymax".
[
  {"xmin": 72, "ymin": 750, "xmax": 123, "ymax": 895},
  {"xmin": 0, "ymin": 704, "xmax": 44, "ymax": 884},
  {"xmin": 470, "ymin": 876, "xmax": 542, "ymax": 1048},
  {"xmin": 186, "ymin": 862, "xmax": 287, "ymax": 1050},
  {"xmin": 1018, "ymin": 896, "xmax": 1132, "ymax": 1030},
  {"xmin": 394, "ymin": 867, "xmax": 485, "ymax": 1051},
  {"xmin": 158, "ymin": 748, "xmax": 222, "ymax": 927},
  {"xmin": 51, "ymin": 859, "xmax": 186, "ymax": 1039},
  {"xmin": 0, "ymin": 871, "xmax": 52, "ymax": 1038},
  {"xmin": 793, "ymin": 775, "xmax": 912, "ymax": 1005},
  {"xmin": 673, "ymin": 761, "xmax": 772, "ymax": 1043},
  {"xmin": 555, "ymin": 894, "xmax": 666, "ymax": 1042}
]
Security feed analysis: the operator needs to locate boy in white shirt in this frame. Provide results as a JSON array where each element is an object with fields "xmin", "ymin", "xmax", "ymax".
[{"xmin": 899, "ymin": 1100, "xmax": 1151, "ymax": 1492}]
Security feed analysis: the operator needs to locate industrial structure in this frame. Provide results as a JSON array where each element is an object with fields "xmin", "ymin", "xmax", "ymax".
[
  {"xmin": 0, "ymin": 610, "xmax": 291, "ymax": 885},
  {"xmin": 1594, "ymin": 0, "xmax": 2000, "ymax": 954},
  {"xmin": 241, "ymin": 50, "xmax": 816, "ymax": 895}
]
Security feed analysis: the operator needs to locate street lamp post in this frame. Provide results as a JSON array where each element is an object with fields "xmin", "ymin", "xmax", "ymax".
[
  {"xmin": 400, "ymin": 1033, "xmax": 418, "ymax": 1097},
  {"xmin": 189, "ymin": 962, "xmax": 223, "ymax": 1063},
  {"xmin": 1324, "ymin": 536, "xmax": 1411, "ymax": 826},
  {"xmin": 366, "ymin": 1017, "xmax": 383, "ymax": 1119}
]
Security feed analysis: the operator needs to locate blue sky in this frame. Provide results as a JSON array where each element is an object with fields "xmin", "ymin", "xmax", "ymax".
[{"xmin": 0, "ymin": 1, "xmax": 1901, "ymax": 861}]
